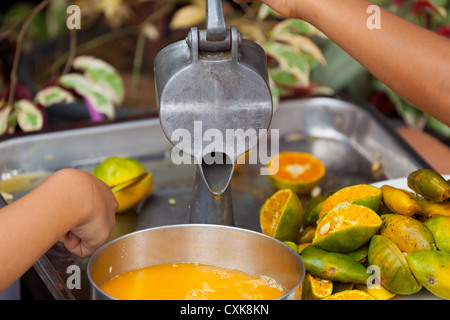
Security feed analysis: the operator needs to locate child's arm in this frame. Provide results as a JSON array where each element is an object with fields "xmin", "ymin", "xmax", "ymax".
[
  {"xmin": 237, "ymin": 0, "xmax": 450, "ymax": 126},
  {"xmin": 0, "ymin": 168, "xmax": 117, "ymax": 292}
]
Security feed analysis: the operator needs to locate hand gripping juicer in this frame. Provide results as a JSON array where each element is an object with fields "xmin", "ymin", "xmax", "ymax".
[{"xmin": 154, "ymin": 0, "xmax": 273, "ymax": 226}]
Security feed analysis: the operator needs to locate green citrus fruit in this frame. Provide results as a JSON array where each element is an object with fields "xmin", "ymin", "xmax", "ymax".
[
  {"xmin": 424, "ymin": 216, "xmax": 450, "ymax": 254},
  {"xmin": 283, "ymin": 241, "xmax": 300, "ymax": 254},
  {"xmin": 407, "ymin": 169, "xmax": 450, "ymax": 203},
  {"xmin": 301, "ymin": 273, "xmax": 333, "ymax": 300},
  {"xmin": 112, "ymin": 173, "xmax": 153, "ymax": 213},
  {"xmin": 368, "ymin": 235, "xmax": 422, "ymax": 295},
  {"xmin": 93, "ymin": 157, "xmax": 147, "ymax": 187},
  {"xmin": 346, "ymin": 244, "xmax": 369, "ymax": 263},
  {"xmin": 380, "ymin": 185, "xmax": 421, "ymax": 216},
  {"xmin": 93, "ymin": 157, "xmax": 152, "ymax": 213},
  {"xmin": 300, "ymin": 245, "xmax": 369, "ymax": 284},
  {"xmin": 406, "ymin": 250, "xmax": 450, "ymax": 300},
  {"xmin": 379, "ymin": 214, "xmax": 434, "ymax": 253},
  {"xmin": 312, "ymin": 202, "xmax": 381, "ymax": 253},
  {"xmin": 303, "ymin": 191, "xmax": 334, "ymax": 226},
  {"xmin": 318, "ymin": 184, "xmax": 382, "ymax": 221},
  {"xmin": 260, "ymin": 189, "xmax": 303, "ymax": 242}
]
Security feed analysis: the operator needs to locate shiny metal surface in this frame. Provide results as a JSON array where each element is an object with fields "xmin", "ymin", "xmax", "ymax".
[
  {"xmin": 154, "ymin": 3, "xmax": 273, "ymax": 227},
  {"xmin": 88, "ymin": 224, "xmax": 304, "ymax": 300},
  {"xmin": 0, "ymin": 97, "xmax": 430, "ymax": 299},
  {"xmin": 154, "ymin": 30, "xmax": 273, "ymax": 193}
]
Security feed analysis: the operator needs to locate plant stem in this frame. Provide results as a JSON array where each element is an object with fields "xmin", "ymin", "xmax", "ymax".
[
  {"xmin": 8, "ymin": 0, "xmax": 51, "ymax": 107},
  {"xmin": 130, "ymin": 3, "xmax": 175, "ymax": 108},
  {"xmin": 61, "ymin": 28, "xmax": 77, "ymax": 76},
  {"xmin": 35, "ymin": 25, "xmax": 138, "ymax": 86}
]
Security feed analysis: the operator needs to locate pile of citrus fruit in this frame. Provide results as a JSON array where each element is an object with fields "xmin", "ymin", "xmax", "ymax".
[{"xmin": 261, "ymin": 158, "xmax": 450, "ymax": 300}]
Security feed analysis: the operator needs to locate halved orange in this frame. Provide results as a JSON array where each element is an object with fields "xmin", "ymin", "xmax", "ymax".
[
  {"xmin": 302, "ymin": 273, "xmax": 333, "ymax": 300},
  {"xmin": 267, "ymin": 152, "xmax": 325, "ymax": 194},
  {"xmin": 260, "ymin": 189, "xmax": 304, "ymax": 242},
  {"xmin": 112, "ymin": 173, "xmax": 153, "ymax": 213},
  {"xmin": 93, "ymin": 157, "xmax": 153, "ymax": 213},
  {"xmin": 323, "ymin": 289, "xmax": 375, "ymax": 300},
  {"xmin": 93, "ymin": 157, "xmax": 147, "ymax": 188},
  {"xmin": 312, "ymin": 203, "xmax": 381, "ymax": 253},
  {"xmin": 318, "ymin": 184, "xmax": 382, "ymax": 221},
  {"xmin": 354, "ymin": 284, "xmax": 396, "ymax": 300}
]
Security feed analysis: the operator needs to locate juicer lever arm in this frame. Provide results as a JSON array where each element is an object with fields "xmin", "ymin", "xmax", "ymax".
[{"xmin": 206, "ymin": 0, "xmax": 227, "ymax": 42}]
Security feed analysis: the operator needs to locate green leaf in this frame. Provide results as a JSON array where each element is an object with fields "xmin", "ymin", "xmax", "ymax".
[
  {"xmin": 34, "ymin": 86, "xmax": 75, "ymax": 107},
  {"xmin": 311, "ymin": 41, "xmax": 367, "ymax": 92},
  {"xmin": 59, "ymin": 74, "xmax": 115, "ymax": 119},
  {"xmin": 426, "ymin": 117, "xmax": 450, "ymax": 138},
  {"xmin": 269, "ymin": 70, "xmax": 297, "ymax": 86},
  {"xmin": 263, "ymin": 42, "xmax": 311, "ymax": 87},
  {"xmin": 15, "ymin": 100, "xmax": 44, "ymax": 132},
  {"xmin": 272, "ymin": 33, "xmax": 326, "ymax": 66},
  {"xmin": 72, "ymin": 56, "xmax": 124, "ymax": 105}
]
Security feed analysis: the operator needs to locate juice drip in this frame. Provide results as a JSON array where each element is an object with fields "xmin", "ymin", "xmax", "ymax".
[{"xmin": 100, "ymin": 262, "xmax": 285, "ymax": 300}]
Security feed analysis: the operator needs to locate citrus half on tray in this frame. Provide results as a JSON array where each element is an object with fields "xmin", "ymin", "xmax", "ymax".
[
  {"xmin": 323, "ymin": 289, "xmax": 375, "ymax": 300},
  {"xmin": 312, "ymin": 202, "xmax": 381, "ymax": 253},
  {"xmin": 93, "ymin": 156, "xmax": 153, "ymax": 213},
  {"xmin": 318, "ymin": 184, "xmax": 382, "ymax": 221},
  {"xmin": 266, "ymin": 152, "xmax": 325, "ymax": 194},
  {"xmin": 260, "ymin": 189, "xmax": 303, "ymax": 242},
  {"xmin": 301, "ymin": 273, "xmax": 333, "ymax": 300}
]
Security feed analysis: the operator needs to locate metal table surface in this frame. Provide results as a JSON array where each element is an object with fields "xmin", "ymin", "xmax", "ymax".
[{"xmin": 0, "ymin": 97, "xmax": 430, "ymax": 299}]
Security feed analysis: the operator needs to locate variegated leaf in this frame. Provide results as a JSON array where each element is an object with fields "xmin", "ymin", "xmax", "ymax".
[
  {"xmin": 0, "ymin": 105, "xmax": 11, "ymax": 136},
  {"xmin": 7, "ymin": 111, "xmax": 17, "ymax": 135},
  {"xmin": 15, "ymin": 100, "xmax": 44, "ymax": 132},
  {"xmin": 59, "ymin": 74, "xmax": 115, "ymax": 119},
  {"xmin": 263, "ymin": 41, "xmax": 310, "ymax": 87},
  {"xmin": 34, "ymin": 86, "xmax": 75, "ymax": 107},
  {"xmin": 273, "ymin": 33, "xmax": 327, "ymax": 66},
  {"xmin": 72, "ymin": 56, "xmax": 124, "ymax": 104}
]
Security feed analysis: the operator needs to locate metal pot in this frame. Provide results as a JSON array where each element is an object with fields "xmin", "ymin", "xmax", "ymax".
[{"xmin": 87, "ymin": 224, "xmax": 304, "ymax": 300}]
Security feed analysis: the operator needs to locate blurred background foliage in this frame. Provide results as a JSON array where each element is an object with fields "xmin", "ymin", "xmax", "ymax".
[{"xmin": 0, "ymin": 0, "xmax": 449, "ymax": 138}]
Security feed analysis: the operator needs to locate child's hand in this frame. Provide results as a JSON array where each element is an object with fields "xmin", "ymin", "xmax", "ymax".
[
  {"xmin": 54, "ymin": 169, "xmax": 118, "ymax": 257},
  {"xmin": 0, "ymin": 168, "xmax": 118, "ymax": 292}
]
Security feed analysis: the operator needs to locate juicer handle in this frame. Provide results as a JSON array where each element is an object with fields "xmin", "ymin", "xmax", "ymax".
[{"xmin": 206, "ymin": 0, "xmax": 227, "ymax": 41}]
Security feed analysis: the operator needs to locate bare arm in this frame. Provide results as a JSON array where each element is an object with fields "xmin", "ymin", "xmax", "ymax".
[
  {"xmin": 0, "ymin": 169, "xmax": 117, "ymax": 292},
  {"xmin": 237, "ymin": 0, "xmax": 450, "ymax": 126}
]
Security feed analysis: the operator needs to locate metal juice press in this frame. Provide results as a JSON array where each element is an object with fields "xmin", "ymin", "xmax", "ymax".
[{"xmin": 154, "ymin": 0, "xmax": 273, "ymax": 225}]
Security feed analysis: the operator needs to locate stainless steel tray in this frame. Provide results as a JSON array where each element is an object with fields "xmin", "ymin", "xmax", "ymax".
[{"xmin": 0, "ymin": 97, "xmax": 430, "ymax": 299}]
